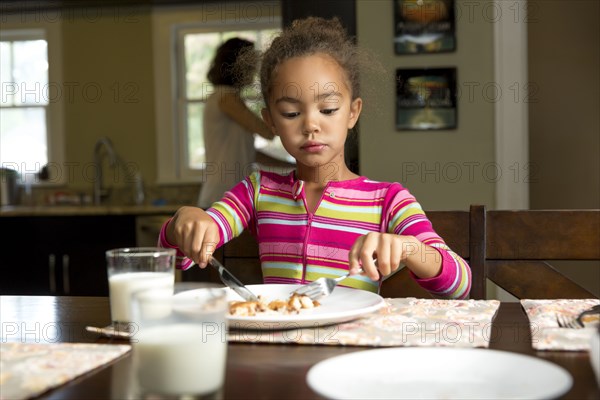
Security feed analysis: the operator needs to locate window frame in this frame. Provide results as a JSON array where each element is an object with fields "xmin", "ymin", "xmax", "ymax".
[{"xmin": 0, "ymin": 21, "xmax": 65, "ymax": 186}]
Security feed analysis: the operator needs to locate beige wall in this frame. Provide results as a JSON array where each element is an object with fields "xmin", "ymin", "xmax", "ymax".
[
  {"xmin": 528, "ymin": 0, "xmax": 600, "ymax": 210},
  {"xmin": 356, "ymin": 0, "xmax": 496, "ymax": 211},
  {"xmin": 62, "ymin": 7, "xmax": 156, "ymax": 190}
]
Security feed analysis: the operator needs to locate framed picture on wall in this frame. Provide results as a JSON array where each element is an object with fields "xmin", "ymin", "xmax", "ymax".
[
  {"xmin": 394, "ymin": 0, "xmax": 456, "ymax": 54},
  {"xmin": 396, "ymin": 67, "xmax": 457, "ymax": 130}
]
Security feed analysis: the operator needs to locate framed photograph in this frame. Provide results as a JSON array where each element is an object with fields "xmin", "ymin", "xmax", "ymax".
[
  {"xmin": 396, "ymin": 67, "xmax": 457, "ymax": 131},
  {"xmin": 394, "ymin": 0, "xmax": 456, "ymax": 54}
]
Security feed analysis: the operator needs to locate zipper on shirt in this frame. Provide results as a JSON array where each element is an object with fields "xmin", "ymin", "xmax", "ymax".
[
  {"xmin": 301, "ymin": 213, "xmax": 313, "ymax": 283},
  {"xmin": 300, "ymin": 182, "xmax": 331, "ymax": 283}
]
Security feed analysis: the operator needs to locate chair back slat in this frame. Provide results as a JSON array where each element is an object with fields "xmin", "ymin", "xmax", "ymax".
[
  {"xmin": 487, "ymin": 260, "xmax": 596, "ymax": 299},
  {"xmin": 427, "ymin": 211, "xmax": 470, "ymax": 258},
  {"xmin": 480, "ymin": 209, "xmax": 600, "ymax": 300},
  {"xmin": 380, "ymin": 268, "xmax": 433, "ymax": 298},
  {"xmin": 486, "ymin": 210, "xmax": 600, "ymax": 260},
  {"xmin": 468, "ymin": 205, "xmax": 487, "ymax": 299}
]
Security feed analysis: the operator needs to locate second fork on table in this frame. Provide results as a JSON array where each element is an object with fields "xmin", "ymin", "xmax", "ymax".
[{"xmin": 556, "ymin": 304, "xmax": 600, "ymax": 329}]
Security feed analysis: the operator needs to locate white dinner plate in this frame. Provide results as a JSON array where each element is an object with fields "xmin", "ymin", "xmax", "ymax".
[
  {"xmin": 225, "ymin": 284, "xmax": 385, "ymax": 330},
  {"xmin": 307, "ymin": 347, "xmax": 573, "ymax": 399}
]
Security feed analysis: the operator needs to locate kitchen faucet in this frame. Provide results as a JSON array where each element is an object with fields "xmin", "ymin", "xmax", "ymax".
[{"xmin": 92, "ymin": 137, "xmax": 145, "ymax": 205}]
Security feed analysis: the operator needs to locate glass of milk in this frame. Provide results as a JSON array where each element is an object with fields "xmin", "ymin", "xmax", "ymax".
[
  {"xmin": 106, "ymin": 247, "xmax": 176, "ymax": 330},
  {"xmin": 591, "ymin": 325, "xmax": 600, "ymax": 386},
  {"xmin": 130, "ymin": 283, "xmax": 228, "ymax": 399}
]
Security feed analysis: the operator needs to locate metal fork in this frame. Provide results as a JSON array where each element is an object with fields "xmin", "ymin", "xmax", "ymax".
[
  {"xmin": 292, "ymin": 269, "xmax": 363, "ymax": 301},
  {"xmin": 556, "ymin": 304, "xmax": 600, "ymax": 329}
]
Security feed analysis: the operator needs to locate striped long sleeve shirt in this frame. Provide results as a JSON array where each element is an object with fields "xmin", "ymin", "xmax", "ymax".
[{"xmin": 160, "ymin": 170, "xmax": 471, "ymax": 299}]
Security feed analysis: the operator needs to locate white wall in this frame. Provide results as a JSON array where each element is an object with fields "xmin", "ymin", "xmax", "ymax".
[{"xmin": 356, "ymin": 0, "xmax": 496, "ymax": 211}]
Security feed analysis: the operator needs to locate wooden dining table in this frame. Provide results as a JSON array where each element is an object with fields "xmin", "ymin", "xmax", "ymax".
[{"xmin": 1, "ymin": 295, "xmax": 598, "ymax": 399}]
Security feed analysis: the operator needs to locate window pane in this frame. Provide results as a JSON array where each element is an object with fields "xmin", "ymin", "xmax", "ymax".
[
  {"xmin": 12, "ymin": 40, "xmax": 48, "ymax": 106},
  {"xmin": 185, "ymin": 33, "xmax": 219, "ymax": 100},
  {"xmin": 0, "ymin": 42, "xmax": 13, "ymax": 106},
  {"xmin": 257, "ymin": 29, "xmax": 280, "ymax": 50},
  {"xmin": 0, "ymin": 107, "xmax": 48, "ymax": 170},
  {"xmin": 187, "ymin": 102, "xmax": 205, "ymax": 169}
]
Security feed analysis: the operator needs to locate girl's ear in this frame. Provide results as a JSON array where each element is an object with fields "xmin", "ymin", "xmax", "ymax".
[
  {"xmin": 261, "ymin": 108, "xmax": 278, "ymax": 136},
  {"xmin": 347, "ymin": 97, "xmax": 363, "ymax": 129}
]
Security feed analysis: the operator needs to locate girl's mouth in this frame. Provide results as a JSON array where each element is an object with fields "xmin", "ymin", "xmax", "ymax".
[{"xmin": 301, "ymin": 142, "xmax": 326, "ymax": 153}]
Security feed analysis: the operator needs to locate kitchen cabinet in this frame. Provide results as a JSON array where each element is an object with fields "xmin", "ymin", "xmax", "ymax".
[{"xmin": 1, "ymin": 215, "xmax": 136, "ymax": 296}]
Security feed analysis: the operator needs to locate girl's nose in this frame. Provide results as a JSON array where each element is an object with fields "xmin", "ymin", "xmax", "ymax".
[{"xmin": 302, "ymin": 112, "xmax": 320, "ymax": 135}]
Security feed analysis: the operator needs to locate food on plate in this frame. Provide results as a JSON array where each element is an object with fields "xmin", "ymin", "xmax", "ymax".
[
  {"xmin": 229, "ymin": 293, "xmax": 320, "ymax": 316},
  {"xmin": 582, "ymin": 313, "xmax": 600, "ymax": 324}
]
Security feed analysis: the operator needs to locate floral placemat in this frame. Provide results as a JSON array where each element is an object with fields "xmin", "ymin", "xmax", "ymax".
[
  {"xmin": 0, "ymin": 342, "xmax": 131, "ymax": 400},
  {"xmin": 228, "ymin": 298, "xmax": 501, "ymax": 348},
  {"xmin": 521, "ymin": 299, "xmax": 600, "ymax": 351}
]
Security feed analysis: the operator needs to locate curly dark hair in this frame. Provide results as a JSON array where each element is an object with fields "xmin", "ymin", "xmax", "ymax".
[
  {"xmin": 207, "ymin": 38, "xmax": 255, "ymax": 88},
  {"xmin": 259, "ymin": 17, "xmax": 360, "ymax": 104}
]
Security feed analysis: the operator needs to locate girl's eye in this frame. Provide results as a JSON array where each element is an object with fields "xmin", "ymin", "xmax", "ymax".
[
  {"xmin": 281, "ymin": 112, "xmax": 300, "ymax": 118},
  {"xmin": 321, "ymin": 108, "xmax": 339, "ymax": 115}
]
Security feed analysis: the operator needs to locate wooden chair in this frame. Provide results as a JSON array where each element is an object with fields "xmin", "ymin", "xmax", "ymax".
[
  {"xmin": 472, "ymin": 208, "xmax": 600, "ymax": 300},
  {"xmin": 183, "ymin": 206, "xmax": 599, "ymax": 301}
]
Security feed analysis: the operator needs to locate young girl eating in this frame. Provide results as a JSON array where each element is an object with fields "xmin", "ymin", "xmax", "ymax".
[{"xmin": 160, "ymin": 17, "xmax": 471, "ymax": 299}]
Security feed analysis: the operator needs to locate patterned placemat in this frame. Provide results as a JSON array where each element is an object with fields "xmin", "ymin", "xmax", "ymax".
[
  {"xmin": 228, "ymin": 298, "xmax": 501, "ymax": 348},
  {"xmin": 521, "ymin": 299, "xmax": 600, "ymax": 351},
  {"xmin": 0, "ymin": 342, "xmax": 131, "ymax": 400}
]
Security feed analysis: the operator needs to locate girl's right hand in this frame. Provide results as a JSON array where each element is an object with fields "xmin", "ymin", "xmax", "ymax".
[{"xmin": 166, "ymin": 206, "xmax": 220, "ymax": 268}]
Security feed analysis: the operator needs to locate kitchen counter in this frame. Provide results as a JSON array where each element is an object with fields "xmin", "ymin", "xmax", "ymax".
[{"xmin": 0, "ymin": 204, "xmax": 183, "ymax": 217}]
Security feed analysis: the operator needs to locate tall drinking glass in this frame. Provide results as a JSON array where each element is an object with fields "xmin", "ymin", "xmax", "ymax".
[
  {"xmin": 130, "ymin": 283, "xmax": 228, "ymax": 398},
  {"xmin": 106, "ymin": 247, "xmax": 175, "ymax": 330}
]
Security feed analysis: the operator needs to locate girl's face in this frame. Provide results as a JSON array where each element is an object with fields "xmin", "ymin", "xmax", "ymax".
[{"xmin": 261, "ymin": 54, "xmax": 362, "ymax": 174}]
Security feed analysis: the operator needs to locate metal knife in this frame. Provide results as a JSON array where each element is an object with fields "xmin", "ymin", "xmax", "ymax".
[{"xmin": 207, "ymin": 257, "xmax": 259, "ymax": 302}]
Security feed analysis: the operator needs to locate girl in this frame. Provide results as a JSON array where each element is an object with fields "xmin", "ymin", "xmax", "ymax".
[{"xmin": 160, "ymin": 17, "xmax": 471, "ymax": 299}]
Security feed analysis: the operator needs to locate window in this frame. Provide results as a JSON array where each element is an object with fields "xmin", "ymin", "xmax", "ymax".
[
  {"xmin": 0, "ymin": 18, "xmax": 64, "ymax": 185},
  {"xmin": 176, "ymin": 27, "xmax": 281, "ymax": 176},
  {"xmin": 0, "ymin": 30, "xmax": 49, "ymax": 174}
]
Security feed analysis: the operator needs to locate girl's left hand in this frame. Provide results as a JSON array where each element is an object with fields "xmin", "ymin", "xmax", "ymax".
[{"xmin": 348, "ymin": 233, "xmax": 420, "ymax": 281}]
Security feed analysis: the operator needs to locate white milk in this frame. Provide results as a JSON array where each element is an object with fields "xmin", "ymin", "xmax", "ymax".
[
  {"xmin": 133, "ymin": 323, "xmax": 227, "ymax": 395},
  {"xmin": 108, "ymin": 272, "xmax": 174, "ymax": 323}
]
